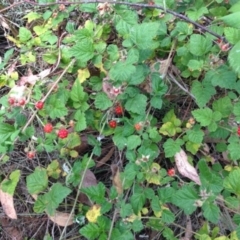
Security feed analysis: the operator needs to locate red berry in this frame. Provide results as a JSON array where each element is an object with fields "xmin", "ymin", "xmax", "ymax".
[
  {"xmin": 8, "ymin": 97, "xmax": 15, "ymax": 105},
  {"xmin": 57, "ymin": 128, "xmax": 68, "ymax": 139},
  {"xmin": 167, "ymin": 168, "xmax": 175, "ymax": 177},
  {"xmin": 109, "ymin": 120, "xmax": 117, "ymax": 128},
  {"xmin": 44, "ymin": 123, "xmax": 53, "ymax": 133},
  {"xmin": 27, "ymin": 151, "xmax": 35, "ymax": 159},
  {"xmin": 35, "ymin": 101, "xmax": 44, "ymax": 110},
  {"xmin": 237, "ymin": 127, "xmax": 240, "ymax": 136},
  {"xmin": 134, "ymin": 123, "xmax": 142, "ymax": 131},
  {"xmin": 18, "ymin": 98, "xmax": 26, "ymax": 106},
  {"xmin": 115, "ymin": 105, "xmax": 123, "ymax": 115}
]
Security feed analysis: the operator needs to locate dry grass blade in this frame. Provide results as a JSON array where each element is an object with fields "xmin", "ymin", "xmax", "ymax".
[
  {"xmin": 175, "ymin": 149, "xmax": 201, "ymax": 185},
  {"xmin": 0, "ymin": 189, "xmax": 17, "ymax": 219}
]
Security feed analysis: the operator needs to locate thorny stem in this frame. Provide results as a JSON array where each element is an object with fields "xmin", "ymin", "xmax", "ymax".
[
  {"xmin": 2, "ymin": 0, "xmax": 226, "ymax": 42},
  {"xmin": 59, "ymin": 152, "xmax": 94, "ymax": 239}
]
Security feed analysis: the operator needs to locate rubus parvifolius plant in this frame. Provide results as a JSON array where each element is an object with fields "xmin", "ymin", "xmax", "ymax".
[{"xmin": 1, "ymin": 0, "xmax": 240, "ymax": 239}]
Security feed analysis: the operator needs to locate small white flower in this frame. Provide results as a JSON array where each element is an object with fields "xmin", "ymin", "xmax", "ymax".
[
  {"xmin": 31, "ymin": 136, "xmax": 38, "ymax": 141},
  {"xmin": 97, "ymin": 135, "xmax": 105, "ymax": 142}
]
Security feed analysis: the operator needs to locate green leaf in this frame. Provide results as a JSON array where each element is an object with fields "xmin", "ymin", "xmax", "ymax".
[
  {"xmin": 130, "ymin": 22, "xmax": 160, "ymax": 49},
  {"xmin": 202, "ymin": 200, "xmax": 220, "ymax": 224},
  {"xmin": 192, "ymin": 108, "xmax": 213, "ymax": 126},
  {"xmin": 74, "ymin": 111, "xmax": 87, "ymax": 131},
  {"xmin": 228, "ymin": 41, "xmax": 240, "ymax": 75},
  {"xmin": 70, "ymin": 80, "xmax": 87, "ymax": 103},
  {"xmin": 220, "ymin": 12, "xmax": 240, "ymax": 28},
  {"xmin": 69, "ymin": 39, "xmax": 94, "ymax": 62},
  {"xmin": 223, "ymin": 169, "xmax": 240, "ymax": 196},
  {"xmin": 46, "ymin": 97, "xmax": 68, "ymax": 119},
  {"xmin": 162, "ymin": 209, "xmax": 175, "ymax": 224},
  {"xmin": 130, "ymin": 191, "xmax": 146, "ymax": 214},
  {"xmin": 125, "ymin": 94, "xmax": 147, "ymax": 115},
  {"xmin": 224, "ymin": 27, "xmax": 240, "ymax": 44},
  {"xmin": 94, "ymin": 92, "xmax": 112, "ymax": 110},
  {"xmin": 186, "ymin": 126, "xmax": 204, "ymax": 144},
  {"xmin": 129, "ymin": 65, "xmax": 147, "ymax": 85},
  {"xmin": 126, "ymin": 135, "xmax": 141, "ymax": 150},
  {"xmin": 26, "ymin": 167, "xmax": 48, "ymax": 194},
  {"xmin": 81, "ymin": 182, "xmax": 106, "ymax": 204},
  {"xmin": 80, "ymin": 223, "xmax": 100, "ymax": 240},
  {"xmin": 1, "ymin": 170, "xmax": 20, "ymax": 195},
  {"xmin": 34, "ymin": 183, "xmax": 71, "ymax": 215},
  {"xmin": 171, "ymin": 185, "xmax": 198, "ymax": 214},
  {"xmin": 107, "ymin": 45, "xmax": 119, "ymax": 61},
  {"xmin": 109, "ymin": 61, "xmax": 136, "ymax": 82},
  {"xmin": 63, "ymin": 132, "xmax": 81, "ymax": 149},
  {"xmin": 188, "ymin": 34, "xmax": 212, "ymax": 56},
  {"xmin": 19, "ymin": 27, "xmax": 32, "ymax": 42},
  {"xmin": 198, "ymin": 159, "xmax": 223, "ymax": 194},
  {"xmin": 227, "ymin": 143, "xmax": 240, "ymax": 161},
  {"xmin": 23, "ymin": 12, "xmax": 42, "ymax": 23},
  {"xmin": 212, "ymin": 96, "xmax": 233, "ymax": 118},
  {"xmin": 205, "ymin": 66, "xmax": 237, "ymax": 89},
  {"xmin": 163, "ymin": 139, "xmax": 184, "ymax": 158}
]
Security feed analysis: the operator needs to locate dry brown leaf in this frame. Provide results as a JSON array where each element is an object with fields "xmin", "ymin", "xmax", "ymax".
[
  {"xmin": 111, "ymin": 164, "xmax": 123, "ymax": 195},
  {"xmin": 0, "ymin": 189, "xmax": 17, "ymax": 219},
  {"xmin": 96, "ymin": 147, "xmax": 115, "ymax": 168},
  {"xmin": 48, "ymin": 211, "xmax": 74, "ymax": 227},
  {"xmin": 174, "ymin": 149, "xmax": 201, "ymax": 185},
  {"xmin": 79, "ymin": 169, "xmax": 98, "ymax": 205}
]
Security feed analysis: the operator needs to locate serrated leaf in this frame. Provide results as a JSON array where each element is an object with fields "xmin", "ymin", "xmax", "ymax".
[
  {"xmin": 228, "ymin": 41, "xmax": 240, "ymax": 75},
  {"xmin": 227, "ymin": 143, "xmax": 240, "ymax": 161},
  {"xmin": 163, "ymin": 139, "xmax": 183, "ymax": 158},
  {"xmin": 126, "ymin": 135, "xmax": 141, "ymax": 150},
  {"xmin": 47, "ymin": 160, "xmax": 61, "ymax": 179},
  {"xmin": 162, "ymin": 209, "xmax": 175, "ymax": 224},
  {"xmin": 70, "ymin": 80, "xmax": 87, "ymax": 102},
  {"xmin": 23, "ymin": 12, "xmax": 42, "ymax": 23},
  {"xmin": 34, "ymin": 183, "xmax": 71, "ymax": 215},
  {"xmin": 46, "ymin": 98, "xmax": 68, "ymax": 119},
  {"xmin": 198, "ymin": 159, "xmax": 223, "ymax": 194},
  {"xmin": 109, "ymin": 61, "xmax": 136, "ymax": 82},
  {"xmin": 223, "ymin": 169, "xmax": 240, "ymax": 196},
  {"xmin": 74, "ymin": 111, "xmax": 87, "ymax": 131},
  {"xmin": 77, "ymin": 68, "xmax": 90, "ymax": 83},
  {"xmin": 27, "ymin": 167, "xmax": 48, "ymax": 194},
  {"xmin": 188, "ymin": 34, "xmax": 212, "ymax": 56},
  {"xmin": 81, "ymin": 182, "xmax": 106, "ymax": 204},
  {"xmin": 19, "ymin": 27, "xmax": 32, "ymax": 42},
  {"xmin": 191, "ymin": 81, "xmax": 216, "ymax": 107},
  {"xmin": 186, "ymin": 126, "xmax": 204, "ymax": 144},
  {"xmin": 224, "ymin": 27, "xmax": 240, "ymax": 44},
  {"xmin": 171, "ymin": 185, "xmax": 198, "ymax": 214},
  {"xmin": 212, "ymin": 96, "xmax": 233, "ymax": 118},
  {"xmin": 69, "ymin": 39, "xmax": 94, "ymax": 62},
  {"xmin": 94, "ymin": 92, "xmax": 113, "ymax": 110},
  {"xmin": 192, "ymin": 108, "xmax": 213, "ymax": 126},
  {"xmin": 1, "ymin": 170, "xmax": 20, "ymax": 195},
  {"xmin": 130, "ymin": 192, "xmax": 146, "ymax": 214},
  {"xmin": 79, "ymin": 223, "xmax": 100, "ymax": 240},
  {"xmin": 130, "ymin": 22, "xmax": 160, "ymax": 49},
  {"xmin": 125, "ymin": 94, "xmax": 147, "ymax": 115},
  {"xmin": 220, "ymin": 12, "xmax": 240, "ymax": 28},
  {"xmin": 202, "ymin": 200, "xmax": 220, "ymax": 224},
  {"xmin": 205, "ymin": 66, "xmax": 237, "ymax": 89}
]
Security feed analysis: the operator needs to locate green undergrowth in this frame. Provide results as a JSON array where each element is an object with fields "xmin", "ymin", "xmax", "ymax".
[{"xmin": 1, "ymin": 0, "xmax": 240, "ymax": 239}]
